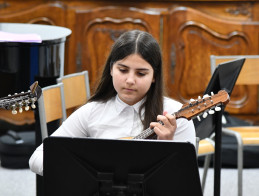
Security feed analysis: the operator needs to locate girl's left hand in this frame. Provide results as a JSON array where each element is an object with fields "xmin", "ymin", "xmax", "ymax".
[{"xmin": 150, "ymin": 111, "xmax": 177, "ymax": 140}]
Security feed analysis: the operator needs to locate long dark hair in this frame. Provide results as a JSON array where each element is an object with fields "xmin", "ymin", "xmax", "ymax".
[{"xmin": 89, "ymin": 30, "xmax": 164, "ymax": 129}]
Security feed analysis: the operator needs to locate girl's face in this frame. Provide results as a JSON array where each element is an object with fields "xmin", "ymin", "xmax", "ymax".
[{"xmin": 111, "ymin": 54, "xmax": 155, "ymax": 105}]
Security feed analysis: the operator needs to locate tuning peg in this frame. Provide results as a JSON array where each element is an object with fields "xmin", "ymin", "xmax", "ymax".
[
  {"xmin": 222, "ymin": 115, "xmax": 227, "ymax": 124},
  {"xmin": 12, "ymin": 105, "xmax": 17, "ymax": 114},
  {"xmin": 24, "ymin": 100, "xmax": 30, "ymax": 111},
  {"xmin": 19, "ymin": 107, "xmax": 23, "ymax": 113},
  {"xmin": 25, "ymin": 103, "xmax": 30, "ymax": 111},
  {"xmin": 215, "ymin": 106, "xmax": 221, "ymax": 111},
  {"xmin": 203, "ymin": 112, "xmax": 208, "ymax": 118},
  {"xmin": 31, "ymin": 103, "xmax": 36, "ymax": 109},
  {"xmin": 211, "ymin": 92, "xmax": 214, "ymax": 96},
  {"xmin": 18, "ymin": 103, "xmax": 23, "ymax": 113},
  {"xmin": 190, "ymin": 98, "xmax": 196, "ymax": 102},
  {"xmin": 197, "ymin": 116, "xmax": 201, "ymax": 121},
  {"xmin": 203, "ymin": 94, "xmax": 210, "ymax": 98},
  {"xmin": 198, "ymin": 96, "xmax": 201, "ymax": 100},
  {"xmin": 208, "ymin": 109, "xmax": 215, "ymax": 114},
  {"xmin": 31, "ymin": 101, "xmax": 36, "ymax": 109},
  {"xmin": 11, "ymin": 105, "xmax": 17, "ymax": 114}
]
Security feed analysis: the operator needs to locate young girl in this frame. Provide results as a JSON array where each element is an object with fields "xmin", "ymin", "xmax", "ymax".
[{"xmin": 29, "ymin": 30, "xmax": 196, "ymax": 176}]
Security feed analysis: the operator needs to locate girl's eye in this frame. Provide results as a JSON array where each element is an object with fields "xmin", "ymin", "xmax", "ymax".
[
  {"xmin": 119, "ymin": 69, "xmax": 127, "ymax": 73},
  {"xmin": 137, "ymin": 72, "xmax": 146, "ymax": 77}
]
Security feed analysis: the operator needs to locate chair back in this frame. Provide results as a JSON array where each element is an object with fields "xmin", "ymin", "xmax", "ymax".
[
  {"xmin": 57, "ymin": 71, "xmax": 91, "ymax": 116},
  {"xmin": 211, "ymin": 55, "xmax": 259, "ymax": 85},
  {"xmin": 38, "ymin": 83, "xmax": 66, "ymax": 140}
]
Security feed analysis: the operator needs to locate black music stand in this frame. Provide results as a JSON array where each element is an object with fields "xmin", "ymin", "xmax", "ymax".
[
  {"xmin": 194, "ymin": 57, "xmax": 245, "ymax": 196},
  {"xmin": 43, "ymin": 137, "xmax": 203, "ymax": 196}
]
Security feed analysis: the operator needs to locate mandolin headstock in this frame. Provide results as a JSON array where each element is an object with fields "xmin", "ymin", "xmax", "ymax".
[
  {"xmin": 176, "ymin": 90, "xmax": 230, "ymax": 121},
  {"xmin": 0, "ymin": 81, "xmax": 42, "ymax": 114}
]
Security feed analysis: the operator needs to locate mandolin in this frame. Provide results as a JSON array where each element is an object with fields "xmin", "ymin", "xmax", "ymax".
[
  {"xmin": 124, "ymin": 90, "xmax": 230, "ymax": 140},
  {"xmin": 0, "ymin": 81, "xmax": 42, "ymax": 114}
]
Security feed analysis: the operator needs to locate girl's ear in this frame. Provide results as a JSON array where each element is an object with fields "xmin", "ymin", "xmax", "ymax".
[
  {"xmin": 110, "ymin": 68, "xmax": 113, "ymax": 76},
  {"xmin": 152, "ymin": 77, "xmax": 155, "ymax": 83},
  {"xmin": 110, "ymin": 61, "xmax": 114, "ymax": 77}
]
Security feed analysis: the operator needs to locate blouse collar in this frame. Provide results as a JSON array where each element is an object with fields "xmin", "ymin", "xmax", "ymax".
[{"xmin": 115, "ymin": 95, "xmax": 145, "ymax": 116}]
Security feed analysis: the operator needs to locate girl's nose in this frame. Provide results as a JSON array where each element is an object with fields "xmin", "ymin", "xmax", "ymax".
[{"xmin": 126, "ymin": 73, "xmax": 135, "ymax": 84}]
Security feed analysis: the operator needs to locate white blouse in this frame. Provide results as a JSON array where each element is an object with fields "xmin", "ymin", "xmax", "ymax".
[{"xmin": 29, "ymin": 95, "xmax": 196, "ymax": 176}]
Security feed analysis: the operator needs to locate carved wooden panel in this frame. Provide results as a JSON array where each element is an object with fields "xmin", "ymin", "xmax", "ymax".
[
  {"xmin": 70, "ymin": 6, "xmax": 161, "ymax": 91},
  {"xmin": 0, "ymin": 2, "xmax": 66, "ymax": 25},
  {"xmin": 2, "ymin": 0, "xmax": 259, "ymax": 123},
  {"xmin": 163, "ymin": 6, "xmax": 259, "ymax": 115},
  {"xmin": 213, "ymin": 58, "xmax": 259, "ymax": 115}
]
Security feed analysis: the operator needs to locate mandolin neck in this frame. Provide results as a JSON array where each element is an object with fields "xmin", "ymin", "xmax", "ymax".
[
  {"xmin": 133, "ymin": 111, "xmax": 178, "ymax": 140},
  {"xmin": 130, "ymin": 90, "xmax": 230, "ymax": 140}
]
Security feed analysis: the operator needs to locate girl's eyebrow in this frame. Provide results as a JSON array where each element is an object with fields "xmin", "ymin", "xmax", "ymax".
[
  {"xmin": 117, "ymin": 63, "xmax": 128, "ymax": 68},
  {"xmin": 117, "ymin": 63, "xmax": 150, "ymax": 71}
]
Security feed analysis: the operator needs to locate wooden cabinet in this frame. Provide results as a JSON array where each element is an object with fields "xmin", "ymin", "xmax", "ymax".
[
  {"xmin": 67, "ymin": 5, "xmax": 162, "ymax": 90},
  {"xmin": 0, "ymin": 1, "xmax": 66, "ymax": 25},
  {"xmin": 162, "ymin": 4, "xmax": 259, "ymax": 117},
  {"xmin": 1, "ymin": 0, "xmax": 259, "ymax": 124}
]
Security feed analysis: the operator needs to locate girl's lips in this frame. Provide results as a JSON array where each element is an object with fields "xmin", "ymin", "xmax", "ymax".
[{"xmin": 124, "ymin": 88, "xmax": 136, "ymax": 92}]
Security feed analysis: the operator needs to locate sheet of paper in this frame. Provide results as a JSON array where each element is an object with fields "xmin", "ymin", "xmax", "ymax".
[{"xmin": 0, "ymin": 31, "xmax": 42, "ymax": 43}]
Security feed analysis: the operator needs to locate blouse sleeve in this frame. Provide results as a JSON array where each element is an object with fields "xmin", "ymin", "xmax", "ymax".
[
  {"xmin": 29, "ymin": 102, "xmax": 94, "ymax": 176},
  {"xmin": 174, "ymin": 118, "xmax": 196, "ymax": 147},
  {"xmin": 163, "ymin": 97, "xmax": 197, "ymax": 147}
]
